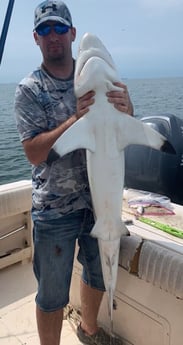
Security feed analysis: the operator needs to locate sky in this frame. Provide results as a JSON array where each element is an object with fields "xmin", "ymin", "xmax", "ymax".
[{"xmin": 0, "ymin": 0, "xmax": 183, "ymax": 83}]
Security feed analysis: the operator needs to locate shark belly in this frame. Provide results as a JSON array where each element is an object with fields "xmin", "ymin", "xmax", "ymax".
[{"xmin": 87, "ymin": 141, "xmax": 125, "ymax": 240}]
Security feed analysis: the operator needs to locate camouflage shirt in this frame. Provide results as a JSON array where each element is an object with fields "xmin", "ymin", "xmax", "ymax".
[{"xmin": 14, "ymin": 65, "xmax": 92, "ymax": 221}]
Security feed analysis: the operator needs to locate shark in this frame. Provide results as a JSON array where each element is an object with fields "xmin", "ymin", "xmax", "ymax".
[{"xmin": 53, "ymin": 32, "xmax": 175, "ymax": 325}]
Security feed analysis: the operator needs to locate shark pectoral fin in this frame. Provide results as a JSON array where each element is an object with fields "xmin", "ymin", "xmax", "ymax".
[
  {"xmin": 53, "ymin": 115, "xmax": 95, "ymax": 157},
  {"xmin": 116, "ymin": 114, "xmax": 148, "ymax": 151},
  {"xmin": 116, "ymin": 114, "xmax": 175, "ymax": 153}
]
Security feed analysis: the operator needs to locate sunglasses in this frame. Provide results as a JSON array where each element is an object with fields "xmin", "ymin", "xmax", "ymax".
[{"xmin": 36, "ymin": 23, "xmax": 70, "ymax": 36}]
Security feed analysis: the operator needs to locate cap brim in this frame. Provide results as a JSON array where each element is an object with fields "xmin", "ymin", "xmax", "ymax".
[{"xmin": 34, "ymin": 16, "xmax": 71, "ymax": 30}]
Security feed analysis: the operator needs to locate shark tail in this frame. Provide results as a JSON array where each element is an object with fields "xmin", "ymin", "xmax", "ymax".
[{"xmin": 98, "ymin": 237, "xmax": 121, "ymax": 327}]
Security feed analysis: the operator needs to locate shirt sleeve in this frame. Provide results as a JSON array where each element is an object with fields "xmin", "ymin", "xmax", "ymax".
[{"xmin": 14, "ymin": 77, "xmax": 48, "ymax": 142}]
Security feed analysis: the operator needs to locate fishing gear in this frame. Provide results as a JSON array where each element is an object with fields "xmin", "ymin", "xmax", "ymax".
[{"xmin": 0, "ymin": 0, "xmax": 15, "ymax": 65}]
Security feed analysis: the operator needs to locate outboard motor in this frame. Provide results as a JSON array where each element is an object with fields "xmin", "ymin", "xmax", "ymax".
[{"xmin": 124, "ymin": 114, "xmax": 183, "ymax": 205}]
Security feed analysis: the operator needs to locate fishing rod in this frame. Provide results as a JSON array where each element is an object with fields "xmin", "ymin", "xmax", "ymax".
[{"xmin": 0, "ymin": 0, "xmax": 15, "ymax": 65}]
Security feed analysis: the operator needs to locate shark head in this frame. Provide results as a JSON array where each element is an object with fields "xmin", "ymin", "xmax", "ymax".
[
  {"xmin": 75, "ymin": 32, "xmax": 116, "ymax": 76},
  {"xmin": 74, "ymin": 32, "xmax": 120, "ymax": 97}
]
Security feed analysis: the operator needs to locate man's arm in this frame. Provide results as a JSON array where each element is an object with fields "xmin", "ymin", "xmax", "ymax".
[{"xmin": 23, "ymin": 91, "xmax": 95, "ymax": 166}]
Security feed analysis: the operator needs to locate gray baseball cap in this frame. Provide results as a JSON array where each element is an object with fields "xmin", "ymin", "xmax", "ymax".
[{"xmin": 34, "ymin": 0, "xmax": 73, "ymax": 30}]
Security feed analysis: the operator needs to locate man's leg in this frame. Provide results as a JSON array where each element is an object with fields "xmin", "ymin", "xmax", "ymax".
[
  {"xmin": 77, "ymin": 212, "xmax": 124, "ymax": 344},
  {"xmin": 33, "ymin": 214, "xmax": 81, "ymax": 345},
  {"xmin": 80, "ymin": 279, "xmax": 104, "ymax": 335},
  {"xmin": 78, "ymin": 280, "xmax": 124, "ymax": 345},
  {"xmin": 36, "ymin": 306, "xmax": 63, "ymax": 345},
  {"xmin": 77, "ymin": 209, "xmax": 105, "ymax": 335}
]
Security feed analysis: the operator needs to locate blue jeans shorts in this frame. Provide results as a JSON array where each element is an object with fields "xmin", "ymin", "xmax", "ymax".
[{"xmin": 33, "ymin": 208, "xmax": 105, "ymax": 312}]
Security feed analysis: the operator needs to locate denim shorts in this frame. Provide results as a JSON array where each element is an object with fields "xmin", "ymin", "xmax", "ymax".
[{"xmin": 33, "ymin": 208, "xmax": 105, "ymax": 312}]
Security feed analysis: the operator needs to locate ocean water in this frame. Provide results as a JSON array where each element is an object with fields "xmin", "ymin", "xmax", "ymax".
[{"xmin": 0, "ymin": 77, "xmax": 183, "ymax": 185}]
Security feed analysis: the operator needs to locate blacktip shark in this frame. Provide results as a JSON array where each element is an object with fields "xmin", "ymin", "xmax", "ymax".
[{"xmin": 53, "ymin": 32, "xmax": 175, "ymax": 325}]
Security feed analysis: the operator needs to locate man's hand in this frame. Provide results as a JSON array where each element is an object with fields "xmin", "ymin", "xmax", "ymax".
[
  {"xmin": 106, "ymin": 82, "xmax": 134, "ymax": 116},
  {"xmin": 76, "ymin": 82, "xmax": 133, "ymax": 120},
  {"xmin": 76, "ymin": 91, "xmax": 95, "ymax": 119}
]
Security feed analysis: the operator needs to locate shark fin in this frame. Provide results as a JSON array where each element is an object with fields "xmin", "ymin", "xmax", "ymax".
[
  {"xmin": 98, "ymin": 237, "xmax": 121, "ymax": 323},
  {"xmin": 53, "ymin": 115, "xmax": 95, "ymax": 157},
  {"xmin": 91, "ymin": 218, "xmax": 129, "ymax": 240},
  {"xmin": 115, "ymin": 114, "xmax": 175, "ymax": 154}
]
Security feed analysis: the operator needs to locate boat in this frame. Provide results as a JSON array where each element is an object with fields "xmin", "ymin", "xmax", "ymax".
[
  {"xmin": 1, "ymin": 2, "xmax": 183, "ymax": 344},
  {"xmin": 1, "ymin": 179, "xmax": 183, "ymax": 345}
]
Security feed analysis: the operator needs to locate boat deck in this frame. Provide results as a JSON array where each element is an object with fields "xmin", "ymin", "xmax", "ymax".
[
  {"xmin": 1, "ymin": 187, "xmax": 183, "ymax": 344},
  {"xmin": 0, "ymin": 262, "xmax": 82, "ymax": 345}
]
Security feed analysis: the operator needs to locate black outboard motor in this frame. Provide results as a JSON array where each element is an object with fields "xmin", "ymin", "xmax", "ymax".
[{"xmin": 124, "ymin": 114, "xmax": 183, "ymax": 205}]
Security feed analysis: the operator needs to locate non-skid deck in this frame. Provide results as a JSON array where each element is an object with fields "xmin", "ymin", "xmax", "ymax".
[{"xmin": 0, "ymin": 262, "xmax": 82, "ymax": 345}]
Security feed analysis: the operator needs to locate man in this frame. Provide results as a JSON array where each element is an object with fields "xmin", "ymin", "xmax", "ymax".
[{"xmin": 15, "ymin": 1, "xmax": 133, "ymax": 344}]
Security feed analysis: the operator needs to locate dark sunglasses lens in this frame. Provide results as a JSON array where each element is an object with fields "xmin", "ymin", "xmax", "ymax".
[
  {"xmin": 54, "ymin": 24, "xmax": 69, "ymax": 34},
  {"xmin": 36, "ymin": 25, "xmax": 51, "ymax": 36},
  {"xmin": 36, "ymin": 24, "xmax": 69, "ymax": 36}
]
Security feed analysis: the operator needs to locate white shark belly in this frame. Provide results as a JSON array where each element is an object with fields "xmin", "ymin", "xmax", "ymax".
[{"xmin": 86, "ymin": 140, "xmax": 125, "ymax": 241}]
